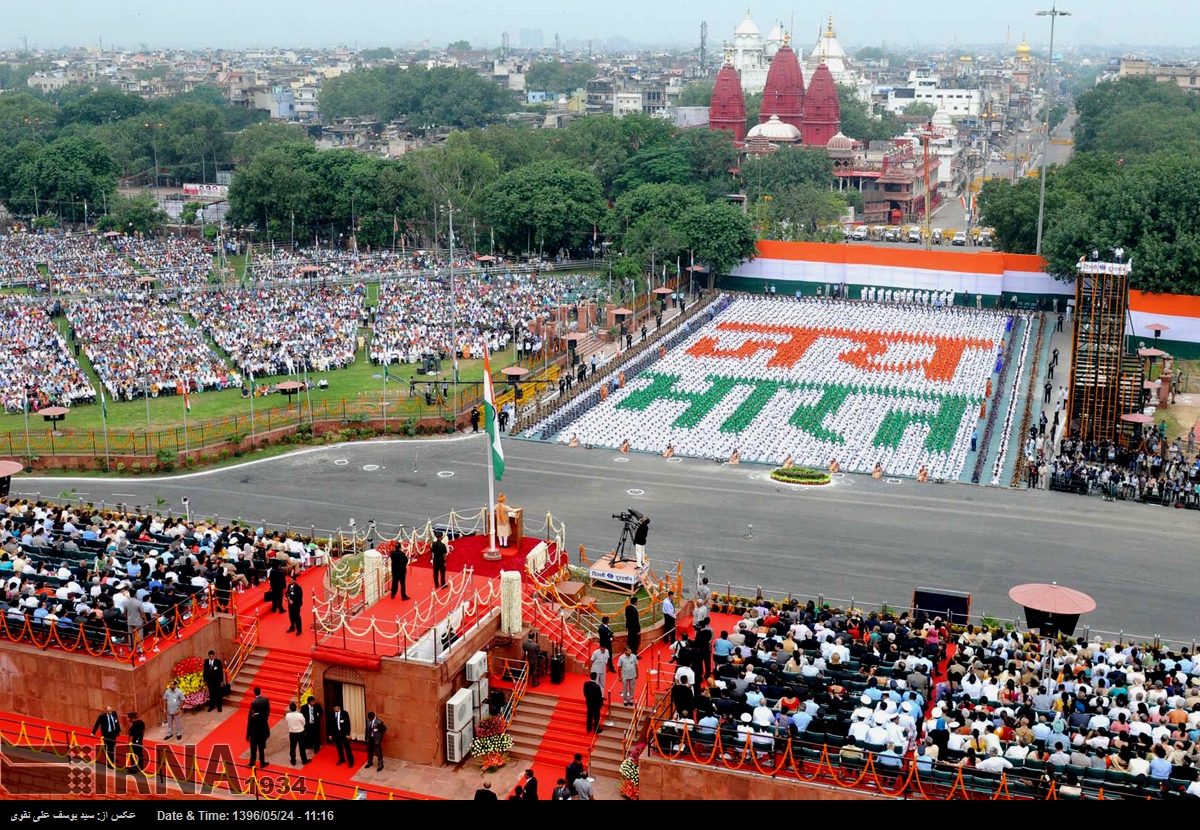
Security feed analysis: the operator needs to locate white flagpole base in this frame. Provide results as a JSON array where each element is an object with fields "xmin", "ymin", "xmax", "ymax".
[{"xmin": 482, "ymin": 547, "xmax": 503, "ymax": 561}]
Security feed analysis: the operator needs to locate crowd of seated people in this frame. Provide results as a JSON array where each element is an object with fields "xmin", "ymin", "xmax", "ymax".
[
  {"xmin": 653, "ymin": 595, "xmax": 1200, "ymax": 799},
  {"xmin": 185, "ymin": 285, "xmax": 362, "ymax": 377},
  {"xmin": 67, "ymin": 298, "xmax": 240, "ymax": 400},
  {"xmin": 0, "ymin": 498, "xmax": 323, "ymax": 654},
  {"xmin": 370, "ymin": 272, "xmax": 591, "ymax": 366},
  {"xmin": 1050, "ymin": 431, "xmax": 1200, "ymax": 506},
  {"xmin": 0, "ymin": 299, "xmax": 95, "ymax": 413},
  {"xmin": 558, "ymin": 297, "xmax": 1008, "ymax": 479},
  {"xmin": 0, "ymin": 234, "xmax": 138, "ymax": 294},
  {"xmin": 113, "ymin": 235, "xmax": 214, "ymax": 291}
]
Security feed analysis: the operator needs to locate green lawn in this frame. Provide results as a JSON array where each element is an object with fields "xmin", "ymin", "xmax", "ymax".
[{"xmin": 1, "ymin": 325, "xmax": 518, "ymax": 435}]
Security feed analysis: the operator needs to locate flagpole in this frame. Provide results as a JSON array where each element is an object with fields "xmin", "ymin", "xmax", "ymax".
[
  {"xmin": 248, "ymin": 368, "xmax": 256, "ymax": 449},
  {"xmin": 22, "ymin": 389, "xmax": 32, "ymax": 468},
  {"xmin": 182, "ymin": 381, "xmax": 189, "ymax": 457},
  {"xmin": 100, "ymin": 390, "xmax": 111, "ymax": 472}
]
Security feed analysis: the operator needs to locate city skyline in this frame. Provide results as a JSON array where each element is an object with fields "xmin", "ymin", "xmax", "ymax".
[{"xmin": 5, "ymin": 0, "xmax": 1199, "ymax": 52}]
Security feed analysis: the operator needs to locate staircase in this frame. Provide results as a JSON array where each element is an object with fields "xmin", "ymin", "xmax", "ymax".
[
  {"xmin": 507, "ymin": 689, "xmax": 636, "ymax": 779},
  {"xmin": 229, "ymin": 648, "xmax": 312, "ymax": 709}
]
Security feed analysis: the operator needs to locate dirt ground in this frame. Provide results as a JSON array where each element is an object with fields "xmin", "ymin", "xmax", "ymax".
[{"xmin": 1156, "ymin": 359, "xmax": 1200, "ymax": 444}]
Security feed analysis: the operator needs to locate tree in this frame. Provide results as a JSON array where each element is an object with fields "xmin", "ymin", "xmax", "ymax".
[
  {"xmin": 757, "ymin": 186, "xmax": 847, "ymax": 241},
  {"xmin": 448, "ymin": 41, "xmax": 472, "ymax": 52},
  {"xmin": 608, "ymin": 182, "xmax": 705, "ymax": 241},
  {"xmin": 407, "ymin": 133, "xmax": 500, "ymax": 226},
  {"xmin": 900, "ymin": 102, "xmax": 938, "ymax": 119},
  {"xmin": 525, "ymin": 61, "xmax": 595, "ymax": 94},
  {"xmin": 359, "ymin": 47, "xmax": 395, "ymax": 61},
  {"xmin": 57, "ymin": 90, "xmax": 147, "ymax": 127},
  {"xmin": 977, "ymin": 177, "xmax": 1046, "ymax": 255},
  {"xmin": 0, "ymin": 93, "xmax": 56, "ymax": 147},
  {"xmin": 675, "ymin": 202, "xmax": 758, "ymax": 278},
  {"xmin": 744, "ymin": 93, "xmax": 762, "ymax": 133},
  {"xmin": 837, "ymin": 84, "xmax": 900, "ymax": 143},
  {"xmin": 676, "ymin": 81, "xmax": 715, "ymax": 108},
  {"xmin": 96, "ymin": 194, "xmax": 166, "ymax": 235},
  {"xmin": 318, "ymin": 66, "xmax": 515, "ymax": 129},
  {"xmin": 676, "ymin": 128, "xmax": 739, "ymax": 196},
  {"xmin": 457, "ymin": 124, "xmax": 546, "ymax": 173},
  {"xmin": 612, "ymin": 144, "xmax": 693, "ymax": 194},
  {"xmin": 8, "ymin": 135, "xmax": 118, "ymax": 220},
  {"xmin": 160, "ymin": 102, "xmax": 232, "ymax": 184},
  {"xmin": 232, "ymin": 123, "xmax": 309, "ymax": 165},
  {"xmin": 483, "ymin": 161, "xmax": 606, "ymax": 255},
  {"xmin": 742, "ymin": 148, "xmax": 834, "ymax": 203}
]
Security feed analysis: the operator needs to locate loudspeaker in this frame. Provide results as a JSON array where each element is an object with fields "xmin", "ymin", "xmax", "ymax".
[
  {"xmin": 0, "ymin": 476, "xmax": 10, "ymax": 498},
  {"xmin": 911, "ymin": 588, "xmax": 972, "ymax": 626}
]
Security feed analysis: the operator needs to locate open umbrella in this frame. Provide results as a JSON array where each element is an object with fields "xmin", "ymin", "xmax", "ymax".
[
  {"xmin": 1120, "ymin": 413, "xmax": 1153, "ymax": 424},
  {"xmin": 1009, "ymin": 582, "xmax": 1096, "ymax": 637}
]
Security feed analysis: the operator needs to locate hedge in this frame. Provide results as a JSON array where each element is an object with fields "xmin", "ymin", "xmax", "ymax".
[{"xmin": 770, "ymin": 466, "xmax": 831, "ymax": 486}]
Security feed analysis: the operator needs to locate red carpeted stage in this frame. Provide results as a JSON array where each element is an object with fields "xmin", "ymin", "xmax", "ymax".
[{"xmin": 386, "ymin": 534, "xmax": 561, "ymax": 581}]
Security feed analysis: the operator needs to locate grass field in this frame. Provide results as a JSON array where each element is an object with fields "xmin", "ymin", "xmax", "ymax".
[{"xmin": 1, "ymin": 320, "xmax": 519, "ymax": 435}]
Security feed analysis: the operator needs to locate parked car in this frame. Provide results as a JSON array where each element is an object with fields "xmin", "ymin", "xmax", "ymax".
[
  {"xmin": 907, "ymin": 227, "xmax": 923, "ymax": 244},
  {"xmin": 852, "ymin": 226, "xmax": 869, "ymax": 241},
  {"xmin": 952, "ymin": 231, "xmax": 968, "ymax": 246},
  {"xmin": 884, "ymin": 228, "xmax": 901, "ymax": 242}
]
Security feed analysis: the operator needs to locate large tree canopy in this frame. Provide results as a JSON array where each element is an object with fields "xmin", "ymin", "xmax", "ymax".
[
  {"xmin": 318, "ymin": 66, "xmax": 515, "ymax": 129},
  {"xmin": 483, "ymin": 160, "xmax": 606, "ymax": 255},
  {"xmin": 675, "ymin": 202, "xmax": 759, "ymax": 277}
]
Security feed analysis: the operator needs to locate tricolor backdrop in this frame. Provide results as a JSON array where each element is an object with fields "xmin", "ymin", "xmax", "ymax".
[{"xmin": 724, "ymin": 241, "xmax": 1200, "ymax": 357}]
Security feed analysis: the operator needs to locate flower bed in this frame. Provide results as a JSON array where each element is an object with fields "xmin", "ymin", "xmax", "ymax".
[
  {"xmin": 171, "ymin": 656, "xmax": 208, "ymax": 710},
  {"xmin": 770, "ymin": 466, "xmax": 831, "ymax": 486}
]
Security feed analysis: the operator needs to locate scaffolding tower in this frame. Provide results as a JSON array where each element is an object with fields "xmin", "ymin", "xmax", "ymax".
[{"xmin": 1067, "ymin": 258, "xmax": 1142, "ymax": 444}]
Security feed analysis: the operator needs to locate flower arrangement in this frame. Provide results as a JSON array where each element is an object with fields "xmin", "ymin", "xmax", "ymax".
[
  {"xmin": 477, "ymin": 751, "xmax": 508, "ymax": 773},
  {"xmin": 470, "ymin": 716, "xmax": 513, "ymax": 768},
  {"xmin": 171, "ymin": 656, "xmax": 208, "ymax": 710},
  {"xmin": 619, "ymin": 742, "xmax": 645, "ymax": 800}
]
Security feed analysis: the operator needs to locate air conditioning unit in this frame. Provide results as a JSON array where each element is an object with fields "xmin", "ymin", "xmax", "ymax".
[
  {"xmin": 465, "ymin": 651, "xmax": 488, "ymax": 683},
  {"xmin": 445, "ymin": 722, "xmax": 475, "ymax": 764},
  {"xmin": 446, "ymin": 688, "xmax": 474, "ymax": 731},
  {"xmin": 476, "ymin": 702, "xmax": 490, "ymax": 726},
  {"xmin": 471, "ymin": 676, "xmax": 490, "ymax": 708}
]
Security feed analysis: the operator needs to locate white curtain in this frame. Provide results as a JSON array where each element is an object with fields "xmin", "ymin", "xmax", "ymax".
[{"xmin": 342, "ymin": 683, "xmax": 367, "ymax": 741}]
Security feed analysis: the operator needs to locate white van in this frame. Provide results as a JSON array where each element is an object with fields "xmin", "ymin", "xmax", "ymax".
[
  {"xmin": 907, "ymin": 227, "xmax": 923, "ymax": 244},
  {"xmin": 851, "ymin": 226, "xmax": 868, "ymax": 241}
]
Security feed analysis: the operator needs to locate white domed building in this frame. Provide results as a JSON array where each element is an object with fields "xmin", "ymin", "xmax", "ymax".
[
  {"xmin": 730, "ymin": 11, "xmax": 787, "ymax": 96},
  {"xmin": 744, "ymin": 114, "xmax": 802, "ymax": 155}
]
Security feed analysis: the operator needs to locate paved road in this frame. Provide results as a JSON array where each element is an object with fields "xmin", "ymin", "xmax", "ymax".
[{"xmin": 20, "ymin": 437, "xmax": 1200, "ymax": 643}]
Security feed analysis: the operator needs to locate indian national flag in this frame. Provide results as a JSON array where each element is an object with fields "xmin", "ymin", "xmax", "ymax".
[
  {"xmin": 183, "ymin": 384, "xmax": 191, "ymax": 412},
  {"xmin": 482, "ymin": 351, "xmax": 505, "ymax": 481},
  {"xmin": 100, "ymin": 388, "xmax": 108, "ymax": 421}
]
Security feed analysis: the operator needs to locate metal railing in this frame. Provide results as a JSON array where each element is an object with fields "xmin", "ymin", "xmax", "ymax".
[{"xmin": 226, "ymin": 611, "xmax": 261, "ymax": 685}]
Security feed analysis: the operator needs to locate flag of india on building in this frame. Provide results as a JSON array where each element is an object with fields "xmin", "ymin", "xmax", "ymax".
[{"xmin": 482, "ymin": 351, "xmax": 505, "ymax": 480}]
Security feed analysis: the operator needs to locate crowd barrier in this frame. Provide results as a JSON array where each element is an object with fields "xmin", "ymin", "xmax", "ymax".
[
  {"xmin": 0, "ymin": 586, "xmax": 214, "ymax": 664},
  {"xmin": 646, "ymin": 719, "xmax": 1137, "ymax": 800}
]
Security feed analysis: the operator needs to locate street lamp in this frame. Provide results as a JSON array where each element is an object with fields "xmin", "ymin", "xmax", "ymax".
[
  {"xmin": 144, "ymin": 122, "xmax": 163, "ymax": 202},
  {"xmin": 1034, "ymin": 3, "xmax": 1070, "ymax": 257}
]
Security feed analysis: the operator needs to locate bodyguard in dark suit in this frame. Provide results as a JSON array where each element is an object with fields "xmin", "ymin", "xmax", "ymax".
[
  {"xmin": 598, "ymin": 617, "xmax": 615, "ymax": 672},
  {"xmin": 389, "ymin": 545, "xmax": 409, "ymax": 600},
  {"xmin": 583, "ymin": 672, "xmax": 604, "ymax": 734},
  {"xmin": 285, "ymin": 575, "xmax": 304, "ymax": 635},
  {"xmin": 329, "ymin": 705, "xmax": 353, "ymax": 766},
  {"xmin": 247, "ymin": 687, "xmax": 271, "ymax": 768},
  {"xmin": 91, "ymin": 706, "xmax": 121, "ymax": 767},
  {"xmin": 364, "ymin": 711, "xmax": 387, "ymax": 771},
  {"xmin": 625, "ymin": 597, "xmax": 641, "ymax": 653},
  {"xmin": 268, "ymin": 563, "xmax": 286, "ymax": 614},
  {"xmin": 303, "ymin": 696, "xmax": 324, "ymax": 753},
  {"xmin": 126, "ymin": 711, "xmax": 146, "ymax": 773},
  {"xmin": 204, "ymin": 650, "xmax": 225, "ymax": 713}
]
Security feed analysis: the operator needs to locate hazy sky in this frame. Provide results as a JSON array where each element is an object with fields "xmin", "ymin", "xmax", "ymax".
[{"xmin": 8, "ymin": 0, "xmax": 1196, "ymax": 51}]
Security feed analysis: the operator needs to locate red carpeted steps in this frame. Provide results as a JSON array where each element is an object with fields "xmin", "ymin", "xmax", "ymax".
[
  {"xmin": 229, "ymin": 647, "xmax": 312, "ymax": 710},
  {"xmin": 509, "ymin": 689, "xmax": 635, "ymax": 779}
]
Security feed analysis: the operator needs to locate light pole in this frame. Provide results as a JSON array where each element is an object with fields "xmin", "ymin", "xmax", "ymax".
[
  {"xmin": 1034, "ymin": 4, "xmax": 1070, "ymax": 256},
  {"xmin": 144, "ymin": 122, "xmax": 163, "ymax": 204}
]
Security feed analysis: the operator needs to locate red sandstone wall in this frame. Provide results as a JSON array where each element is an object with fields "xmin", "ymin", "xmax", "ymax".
[
  {"xmin": 311, "ymin": 614, "xmax": 500, "ymax": 767},
  {"xmin": 0, "ymin": 615, "xmax": 236, "ymax": 729},
  {"xmin": 639, "ymin": 755, "xmax": 897, "ymax": 801}
]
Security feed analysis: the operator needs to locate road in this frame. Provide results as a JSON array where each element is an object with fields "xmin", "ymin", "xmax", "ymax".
[
  {"xmin": 19, "ymin": 436, "xmax": 1200, "ymax": 644},
  {"xmin": 847, "ymin": 113, "xmax": 1080, "ymax": 249}
]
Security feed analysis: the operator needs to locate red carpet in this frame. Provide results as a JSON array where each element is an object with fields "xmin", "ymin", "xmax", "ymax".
[{"xmin": 386, "ymin": 534, "xmax": 564, "ymax": 581}]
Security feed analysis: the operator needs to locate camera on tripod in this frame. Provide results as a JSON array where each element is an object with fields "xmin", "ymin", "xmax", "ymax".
[{"xmin": 612, "ymin": 508, "xmax": 645, "ymax": 525}]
